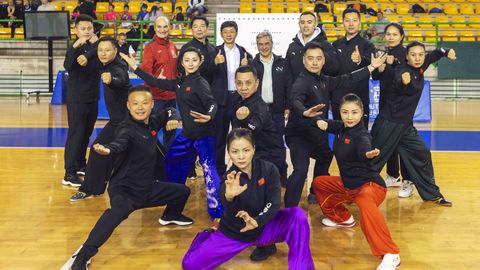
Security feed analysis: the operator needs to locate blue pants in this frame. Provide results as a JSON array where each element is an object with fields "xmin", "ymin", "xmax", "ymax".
[{"xmin": 165, "ymin": 134, "xmax": 224, "ymax": 219}]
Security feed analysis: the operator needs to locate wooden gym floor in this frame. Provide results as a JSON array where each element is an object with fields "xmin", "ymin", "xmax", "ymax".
[{"xmin": 0, "ymin": 98, "xmax": 479, "ymax": 269}]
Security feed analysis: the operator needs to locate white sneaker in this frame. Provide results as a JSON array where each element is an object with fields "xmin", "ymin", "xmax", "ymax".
[
  {"xmin": 322, "ymin": 215, "xmax": 356, "ymax": 228},
  {"xmin": 377, "ymin": 253, "xmax": 400, "ymax": 270},
  {"xmin": 398, "ymin": 180, "xmax": 414, "ymax": 198},
  {"xmin": 384, "ymin": 175, "xmax": 401, "ymax": 187}
]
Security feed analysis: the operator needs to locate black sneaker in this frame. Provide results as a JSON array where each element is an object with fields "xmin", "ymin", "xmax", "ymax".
[
  {"xmin": 431, "ymin": 197, "xmax": 453, "ymax": 207},
  {"xmin": 250, "ymin": 244, "xmax": 277, "ymax": 262},
  {"xmin": 70, "ymin": 192, "xmax": 93, "ymax": 202},
  {"xmin": 71, "ymin": 254, "xmax": 90, "ymax": 270},
  {"xmin": 158, "ymin": 214, "xmax": 193, "ymax": 226},
  {"xmin": 62, "ymin": 174, "xmax": 82, "ymax": 188},
  {"xmin": 76, "ymin": 169, "xmax": 86, "ymax": 176}
]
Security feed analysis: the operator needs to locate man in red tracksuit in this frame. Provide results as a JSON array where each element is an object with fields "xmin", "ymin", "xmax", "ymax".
[{"xmin": 141, "ymin": 16, "xmax": 178, "ymax": 149}]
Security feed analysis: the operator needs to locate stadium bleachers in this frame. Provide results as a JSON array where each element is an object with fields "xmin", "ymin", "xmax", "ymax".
[{"xmin": 233, "ymin": 0, "xmax": 480, "ymax": 42}]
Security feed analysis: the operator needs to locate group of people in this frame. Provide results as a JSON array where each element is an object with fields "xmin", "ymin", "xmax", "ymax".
[{"xmin": 62, "ymin": 8, "xmax": 455, "ymax": 270}]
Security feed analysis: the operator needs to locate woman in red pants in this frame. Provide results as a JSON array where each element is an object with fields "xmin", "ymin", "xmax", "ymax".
[{"xmin": 312, "ymin": 93, "xmax": 400, "ymax": 270}]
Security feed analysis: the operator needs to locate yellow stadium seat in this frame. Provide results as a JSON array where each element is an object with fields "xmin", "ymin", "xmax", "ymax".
[
  {"xmin": 451, "ymin": 16, "xmax": 467, "ymax": 28},
  {"xmin": 417, "ymin": 16, "xmax": 433, "ymax": 28},
  {"xmin": 422, "ymin": 0, "xmax": 435, "ymax": 3},
  {"xmin": 256, "ymin": 3, "xmax": 269, "ymax": 13},
  {"xmin": 256, "ymin": 0, "xmax": 268, "ymax": 2},
  {"xmin": 459, "ymin": 30, "xmax": 475, "ymax": 41},
  {"xmin": 320, "ymin": 14, "xmax": 335, "ymax": 28},
  {"xmin": 286, "ymin": 3, "xmax": 300, "ymax": 13},
  {"xmin": 362, "ymin": 0, "xmax": 376, "ymax": 3},
  {"xmin": 240, "ymin": 3, "xmax": 253, "ymax": 13},
  {"xmin": 469, "ymin": 16, "xmax": 480, "ymax": 27},
  {"xmin": 128, "ymin": 3, "xmax": 141, "ymax": 13},
  {"xmin": 385, "ymin": 14, "xmax": 400, "ymax": 23},
  {"xmin": 405, "ymin": 0, "xmax": 418, "ymax": 3},
  {"xmin": 406, "ymin": 30, "xmax": 423, "ymax": 41},
  {"xmin": 100, "ymin": 28, "xmax": 115, "ymax": 36},
  {"xmin": 13, "ymin": 27, "xmax": 23, "ymax": 38},
  {"xmin": 442, "ymin": 30, "xmax": 458, "ymax": 41},
  {"xmin": 271, "ymin": 3, "xmax": 284, "ymax": 13},
  {"xmin": 169, "ymin": 29, "xmax": 182, "ymax": 37},
  {"xmin": 377, "ymin": 0, "xmax": 391, "ymax": 3},
  {"xmin": 286, "ymin": 0, "xmax": 297, "ymax": 2},
  {"xmin": 96, "ymin": 2, "xmax": 109, "ymax": 13},
  {"xmin": 325, "ymin": 29, "xmax": 338, "ymax": 40},
  {"xmin": 160, "ymin": 3, "xmax": 172, "ymax": 14},
  {"xmin": 270, "ymin": 0, "xmax": 283, "ymax": 2},
  {"xmin": 390, "ymin": 0, "xmax": 404, "ymax": 3},
  {"xmin": 435, "ymin": 16, "xmax": 450, "ymax": 29},
  {"xmin": 436, "ymin": 0, "xmax": 449, "ymax": 3},
  {"xmin": 333, "ymin": 3, "xmax": 347, "ymax": 15},
  {"xmin": 425, "ymin": 30, "xmax": 438, "ymax": 42},
  {"xmin": 185, "ymin": 29, "xmax": 193, "ymax": 38},
  {"xmin": 302, "ymin": 3, "xmax": 314, "ymax": 12},
  {"xmin": 0, "ymin": 27, "xmax": 11, "ymax": 38},
  {"xmin": 396, "ymin": 3, "xmax": 410, "ymax": 15},
  {"xmin": 444, "ymin": 3, "xmax": 459, "ymax": 15},
  {"xmin": 460, "ymin": 4, "xmax": 475, "ymax": 15},
  {"xmin": 476, "ymin": 4, "xmax": 480, "ymax": 15},
  {"xmin": 401, "ymin": 15, "xmax": 417, "ymax": 28},
  {"xmin": 451, "ymin": 0, "xmax": 464, "ymax": 3},
  {"xmin": 50, "ymin": 1, "xmax": 61, "ymax": 11},
  {"xmin": 64, "ymin": 1, "xmax": 77, "ymax": 13},
  {"xmin": 379, "ymin": 3, "xmax": 394, "ymax": 13},
  {"xmin": 117, "ymin": 28, "xmax": 129, "ymax": 34},
  {"xmin": 112, "ymin": 3, "xmax": 122, "ymax": 13},
  {"xmin": 240, "ymin": 0, "xmax": 249, "ymax": 2}
]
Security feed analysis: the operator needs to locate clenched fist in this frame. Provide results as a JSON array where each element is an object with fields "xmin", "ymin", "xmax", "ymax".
[
  {"xmin": 236, "ymin": 106, "xmax": 250, "ymax": 120},
  {"xmin": 101, "ymin": 72, "xmax": 112, "ymax": 84}
]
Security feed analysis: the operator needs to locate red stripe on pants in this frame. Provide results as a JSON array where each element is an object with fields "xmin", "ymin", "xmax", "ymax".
[{"xmin": 312, "ymin": 176, "xmax": 400, "ymax": 258}]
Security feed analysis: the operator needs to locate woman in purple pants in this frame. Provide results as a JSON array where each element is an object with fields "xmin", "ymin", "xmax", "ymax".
[{"xmin": 182, "ymin": 128, "xmax": 314, "ymax": 270}]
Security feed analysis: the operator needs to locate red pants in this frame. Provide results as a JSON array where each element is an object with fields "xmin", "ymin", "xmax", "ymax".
[{"xmin": 312, "ymin": 176, "xmax": 399, "ymax": 258}]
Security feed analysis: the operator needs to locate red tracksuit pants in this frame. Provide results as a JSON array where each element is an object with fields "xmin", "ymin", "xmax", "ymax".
[{"xmin": 312, "ymin": 176, "xmax": 399, "ymax": 258}]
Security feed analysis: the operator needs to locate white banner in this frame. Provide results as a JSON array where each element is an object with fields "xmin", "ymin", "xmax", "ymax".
[{"xmin": 215, "ymin": 13, "xmax": 301, "ymax": 58}]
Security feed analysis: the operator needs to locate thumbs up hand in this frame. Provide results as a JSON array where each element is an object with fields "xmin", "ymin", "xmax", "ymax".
[
  {"xmin": 351, "ymin": 45, "xmax": 361, "ymax": 64},
  {"xmin": 214, "ymin": 49, "xmax": 225, "ymax": 65},
  {"xmin": 241, "ymin": 52, "xmax": 248, "ymax": 66},
  {"xmin": 157, "ymin": 69, "xmax": 166, "ymax": 79},
  {"xmin": 447, "ymin": 49, "xmax": 456, "ymax": 61},
  {"xmin": 401, "ymin": 72, "xmax": 411, "ymax": 85}
]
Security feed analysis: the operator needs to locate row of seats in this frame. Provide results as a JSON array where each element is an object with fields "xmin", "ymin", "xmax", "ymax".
[
  {"xmin": 240, "ymin": 2, "xmax": 480, "ymax": 15},
  {"xmin": 35, "ymin": 1, "xmax": 186, "ymax": 15},
  {"xmin": 241, "ymin": 0, "xmax": 480, "ymax": 3},
  {"xmin": 324, "ymin": 28, "xmax": 478, "ymax": 42},
  {"xmin": 240, "ymin": 2, "xmax": 480, "ymax": 17}
]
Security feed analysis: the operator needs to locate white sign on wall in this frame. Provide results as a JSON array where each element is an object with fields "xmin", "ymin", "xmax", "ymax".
[{"xmin": 216, "ymin": 13, "xmax": 302, "ymax": 58}]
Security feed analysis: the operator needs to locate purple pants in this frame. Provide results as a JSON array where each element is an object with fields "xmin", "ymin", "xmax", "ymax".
[{"xmin": 182, "ymin": 207, "xmax": 315, "ymax": 270}]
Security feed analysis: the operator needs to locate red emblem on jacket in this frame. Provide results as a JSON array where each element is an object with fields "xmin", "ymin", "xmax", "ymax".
[
  {"xmin": 186, "ymin": 86, "xmax": 191, "ymax": 92},
  {"xmin": 344, "ymin": 138, "xmax": 351, "ymax": 144},
  {"xmin": 151, "ymin": 130, "xmax": 157, "ymax": 136},
  {"xmin": 258, "ymin": 178, "xmax": 265, "ymax": 186}
]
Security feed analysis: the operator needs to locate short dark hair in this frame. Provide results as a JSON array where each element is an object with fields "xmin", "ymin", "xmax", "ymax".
[
  {"xmin": 118, "ymin": 32, "xmax": 127, "ymax": 37},
  {"xmin": 124, "ymin": 4, "xmax": 129, "ymax": 9},
  {"xmin": 75, "ymin": 14, "xmax": 93, "ymax": 26},
  {"xmin": 220, "ymin": 21, "xmax": 238, "ymax": 32},
  {"xmin": 190, "ymin": 15, "xmax": 209, "ymax": 28},
  {"xmin": 303, "ymin": 41, "xmax": 324, "ymax": 54},
  {"xmin": 406, "ymin": 41, "xmax": 425, "ymax": 54},
  {"xmin": 128, "ymin": 84, "xmax": 152, "ymax": 95},
  {"xmin": 385, "ymin": 22, "xmax": 405, "ymax": 44},
  {"xmin": 340, "ymin": 93, "xmax": 363, "ymax": 111},
  {"xmin": 227, "ymin": 128, "xmax": 255, "ymax": 151},
  {"xmin": 300, "ymin": 11, "xmax": 317, "ymax": 20},
  {"xmin": 141, "ymin": 3, "xmax": 147, "ymax": 9},
  {"xmin": 342, "ymin": 8, "xmax": 361, "ymax": 20},
  {"xmin": 235, "ymin": 65, "xmax": 257, "ymax": 80},
  {"xmin": 176, "ymin": 6, "xmax": 182, "ymax": 11},
  {"xmin": 98, "ymin": 36, "xmax": 118, "ymax": 49},
  {"xmin": 108, "ymin": 3, "xmax": 114, "ymax": 8}
]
